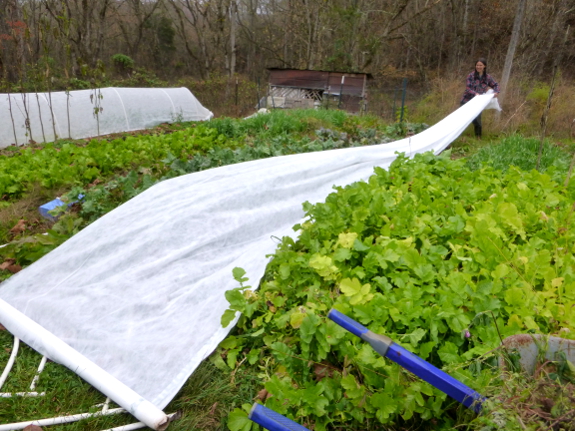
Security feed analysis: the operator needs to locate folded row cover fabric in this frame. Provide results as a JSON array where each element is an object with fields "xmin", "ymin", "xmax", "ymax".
[
  {"xmin": 0, "ymin": 93, "xmax": 496, "ymax": 429},
  {"xmin": 0, "ymin": 87, "xmax": 213, "ymax": 148}
]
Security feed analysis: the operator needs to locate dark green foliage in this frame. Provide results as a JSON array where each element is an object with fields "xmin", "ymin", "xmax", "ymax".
[
  {"xmin": 0, "ymin": 111, "xmax": 405, "ymax": 270},
  {"xmin": 111, "ymin": 54, "xmax": 135, "ymax": 73},
  {"xmin": 466, "ymin": 135, "xmax": 571, "ymax": 174},
  {"xmin": 220, "ymin": 152, "xmax": 575, "ymax": 430}
]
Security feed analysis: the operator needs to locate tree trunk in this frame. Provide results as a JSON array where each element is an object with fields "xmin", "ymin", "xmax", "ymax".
[
  {"xmin": 538, "ymin": 25, "xmax": 570, "ymax": 172},
  {"xmin": 229, "ymin": 0, "xmax": 237, "ymax": 76},
  {"xmin": 498, "ymin": 0, "xmax": 527, "ymax": 109}
]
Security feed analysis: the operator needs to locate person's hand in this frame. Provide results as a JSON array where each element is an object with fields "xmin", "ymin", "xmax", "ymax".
[{"xmin": 493, "ymin": 93, "xmax": 498, "ymax": 98}]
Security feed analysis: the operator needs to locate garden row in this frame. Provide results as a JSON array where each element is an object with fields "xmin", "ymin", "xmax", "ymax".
[
  {"xmin": 221, "ymin": 151, "xmax": 575, "ymax": 430},
  {"xmin": 0, "ymin": 111, "xmax": 417, "ymax": 277},
  {"xmin": 1, "ymin": 111, "xmax": 574, "ymax": 430}
]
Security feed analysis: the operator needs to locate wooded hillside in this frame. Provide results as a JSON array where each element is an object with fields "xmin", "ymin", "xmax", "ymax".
[{"xmin": 1, "ymin": 0, "xmax": 573, "ymax": 87}]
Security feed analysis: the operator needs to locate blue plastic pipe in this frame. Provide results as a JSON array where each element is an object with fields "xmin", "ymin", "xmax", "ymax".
[
  {"xmin": 249, "ymin": 403, "xmax": 311, "ymax": 431},
  {"xmin": 328, "ymin": 308, "xmax": 485, "ymax": 413}
]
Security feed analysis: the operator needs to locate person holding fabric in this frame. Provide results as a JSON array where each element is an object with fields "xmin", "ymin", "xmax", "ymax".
[{"xmin": 460, "ymin": 58, "xmax": 500, "ymax": 139}]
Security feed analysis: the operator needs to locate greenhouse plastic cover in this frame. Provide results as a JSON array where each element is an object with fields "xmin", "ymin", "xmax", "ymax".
[
  {"xmin": 0, "ymin": 87, "xmax": 213, "ymax": 148},
  {"xmin": 0, "ymin": 93, "xmax": 496, "ymax": 413}
]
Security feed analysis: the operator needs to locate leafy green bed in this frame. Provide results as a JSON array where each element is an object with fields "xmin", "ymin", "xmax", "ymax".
[
  {"xmin": 220, "ymin": 152, "xmax": 575, "ymax": 430},
  {"xmin": 0, "ymin": 111, "xmax": 409, "ymax": 270},
  {"xmin": 0, "ymin": 125, "xmax": 236, "ymax": 200},
  {"xmin": 2, "ymin": 111, "xmax": 574, "ymax": 430},
  {"xmin": 0, "ymin": 109, "xmax": 397, "ymax": 202}
]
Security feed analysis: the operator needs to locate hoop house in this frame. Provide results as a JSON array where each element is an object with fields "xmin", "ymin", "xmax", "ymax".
[{"xmin": 0, "ymin": 87, "xmax": 213, "ymax": 148}]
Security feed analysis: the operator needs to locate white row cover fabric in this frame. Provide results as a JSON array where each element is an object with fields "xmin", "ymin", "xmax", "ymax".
[
  {"xmin": 0, "ymin": 87, "xmax": 213, "ymax": 148},
  {"xmin": 0, "ymin": 94, "xmax": 496, "ymax": 423}
]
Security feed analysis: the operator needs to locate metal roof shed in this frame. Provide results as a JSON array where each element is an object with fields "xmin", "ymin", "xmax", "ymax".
[{"xmin": 266, "ymin": 69, "xmax": 370, "ymax": 113}]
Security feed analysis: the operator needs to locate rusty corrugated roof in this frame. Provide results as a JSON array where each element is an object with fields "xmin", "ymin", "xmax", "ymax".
[{"xmin": 267, "ymin": 69, "xmax": 369, "ymax": 96}]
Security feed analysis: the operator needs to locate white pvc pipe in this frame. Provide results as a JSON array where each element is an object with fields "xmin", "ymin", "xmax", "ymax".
[
  {"xmin": 100, "ymin": 412, "xmax": 179, "ymax": 431},
  {"xmin": 0, "ymin": 299, "xmax": 169, "ymax": 430},
  {"xmin": 29, "ymin": 355, "xmax": 47, "ymax": 390},
  {"xmin": 101, "ymin": 423, "xmax": 146, "ymax": 431},
  {"xmin": 102, "ymin": 396, "xmax": 111, "ymax": 414},
  {"xmin": 0, "ymin": 407, "xmax": 126, "ymax": 431},
  {"xmin": 102, "ymin": 413, "xmax": 179, "ymax": 431},
  {"xmin": 0, "ymin": 391, "xmax": 45, "ymax": 397},
  {"xmin": 0, "ymin": 336, "xmax": 19, "ymax": 390}
]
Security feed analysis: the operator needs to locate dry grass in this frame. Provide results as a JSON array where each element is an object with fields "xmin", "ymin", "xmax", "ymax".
[
  {"xmin": 178, "ymin": 74, "xmax": 260, "ymax": 118},
  {"xmin": 0, "ymin": 184, "xmax": 65, "ymax": 243},
  {"xmin": 409, "ymin": 74, "xmax": 575, "ymax": 140},
  {"xmin": 471, "ymin": 367, "xmax": 575, "ymax": 431}
]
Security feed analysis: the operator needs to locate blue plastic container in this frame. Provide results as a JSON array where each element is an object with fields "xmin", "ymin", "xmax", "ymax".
[
  {"xmin": 38, "ymin": 194, "xmax": 84, "ymax": 221},
  {"xmin": 38, "ymin": 198, "xmax": 67, "ymax": 221}
]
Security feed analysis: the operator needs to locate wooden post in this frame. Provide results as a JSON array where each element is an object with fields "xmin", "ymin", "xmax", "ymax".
[
  {"xmin": 338, "ymin": 75, "xmax": 345, "ymax": 109},
  {"xmin": 361, "ymin": 74, "xmax": 367, "ymax": 115},
  {"xmin": 235, "ymin": 77, "xmax": 239, "ymax": 108},
  {"xmin": 257, "ymin": 77, "xmax": 261, "ymax": 110},
  {"xmin": 400, "ymin": 78, "xmax": 408, "ymax": 122},
  {"xmin": 392, "ymin": 86, "xmax": 399, "ymax": 121}
]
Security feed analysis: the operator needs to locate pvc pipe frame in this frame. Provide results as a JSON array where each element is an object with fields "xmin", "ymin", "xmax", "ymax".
[
  {"xmin": 0, "ymin": 345, "xmax": 48, "ymax": 397},
  {"xmin": 0, "ymin": 410, "xmax": 179, "ymax": 431},
  {"xmin": 0, "ymin": 298, "xmax": 169, "ymax": 430},
  {"xmin": 0, "ymin": 407, "xmax": 126, "ymax": 431},
  {"xmin": 0, "ymin": 391, "xmax": 46, "ymax": 398},
  {"xmin": 101, "ymin": 413, "xmax": 179, "ymax": 431},
  {"xmin": 0, "ymin": 336, "xmax": 19, "ymax": 389}
]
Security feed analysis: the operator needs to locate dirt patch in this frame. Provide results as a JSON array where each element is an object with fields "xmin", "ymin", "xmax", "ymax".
[{"xmin": 0, "ymin": 185, "xmax": 62, "ymax": 242}]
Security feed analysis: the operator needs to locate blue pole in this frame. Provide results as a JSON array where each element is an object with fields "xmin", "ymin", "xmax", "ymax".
[
  {"xmin": 249, "ymin": 403, "xmax": 311, "ymax": 431},
  {"xmin": 328, "ymin": 309, "xmax": 485, "ymax": 413}
]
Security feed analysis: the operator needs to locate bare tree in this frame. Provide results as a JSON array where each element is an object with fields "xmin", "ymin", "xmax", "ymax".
[
  {"xmin": 115, "ymin": 0, "xmax": 162, "ymax": 63},
  {"xmin": 167, "ymin": 0, "xmax": 235, "ymax": 78},
  {"xmin": 498, "ymin": 0, "xmax": 526, "ymax": 108},
  {"xmin": 41, "ymin": 0, "xmax": 115, "ymax": 71},
  {"xmin": 0, "ymin": 0, "xmax": 572, "ymax": 93}
]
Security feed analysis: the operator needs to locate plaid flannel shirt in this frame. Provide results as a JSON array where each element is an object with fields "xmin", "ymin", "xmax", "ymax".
[{"xmin": 460, "ymin": 72, "xmax": 500, "ymax": 104}]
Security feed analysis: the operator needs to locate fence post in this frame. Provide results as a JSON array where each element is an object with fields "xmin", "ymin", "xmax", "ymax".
[
  {"xmin": 257, "ymin": 77, "xmax": 261, "ymax": 110},
  {"xmin": 400, "ymin": 78, "xmax": 408, "ymax": 122},
  {"xmin": 392, "ymin": 86, "xmax": 399, "ymax": 121},
  {"xmin": 338, "ymin": 75, "xmax": 345, "ymax": 109}
]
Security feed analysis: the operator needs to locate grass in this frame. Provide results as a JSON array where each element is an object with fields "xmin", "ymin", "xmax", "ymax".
[
  {"xmin": 0, "ymin": 327, "xmax": 260, "ymax": 430},
  {"xmin": 0, "ymin": 329, "xmax": 126, "ymax": 430},
  {"xmin": 466, "ymin": 134, "xmax": 572, "ymax": 174},
  {"xmin": 467, "ymin": 365, "xmax": 575, "ymax": 430},
  {"xmin": 164, "ymin": 360, "xmax": 262, "ymax": 430}
]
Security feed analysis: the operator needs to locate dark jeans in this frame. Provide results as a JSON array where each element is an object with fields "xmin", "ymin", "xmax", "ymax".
[
  {"xmin": 461, "ymin": 101, "xmax": 482, "ymax": 138},
  {"xmin": 472, "ymin": 113, "xmax": 482, "ymax": 138}
]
